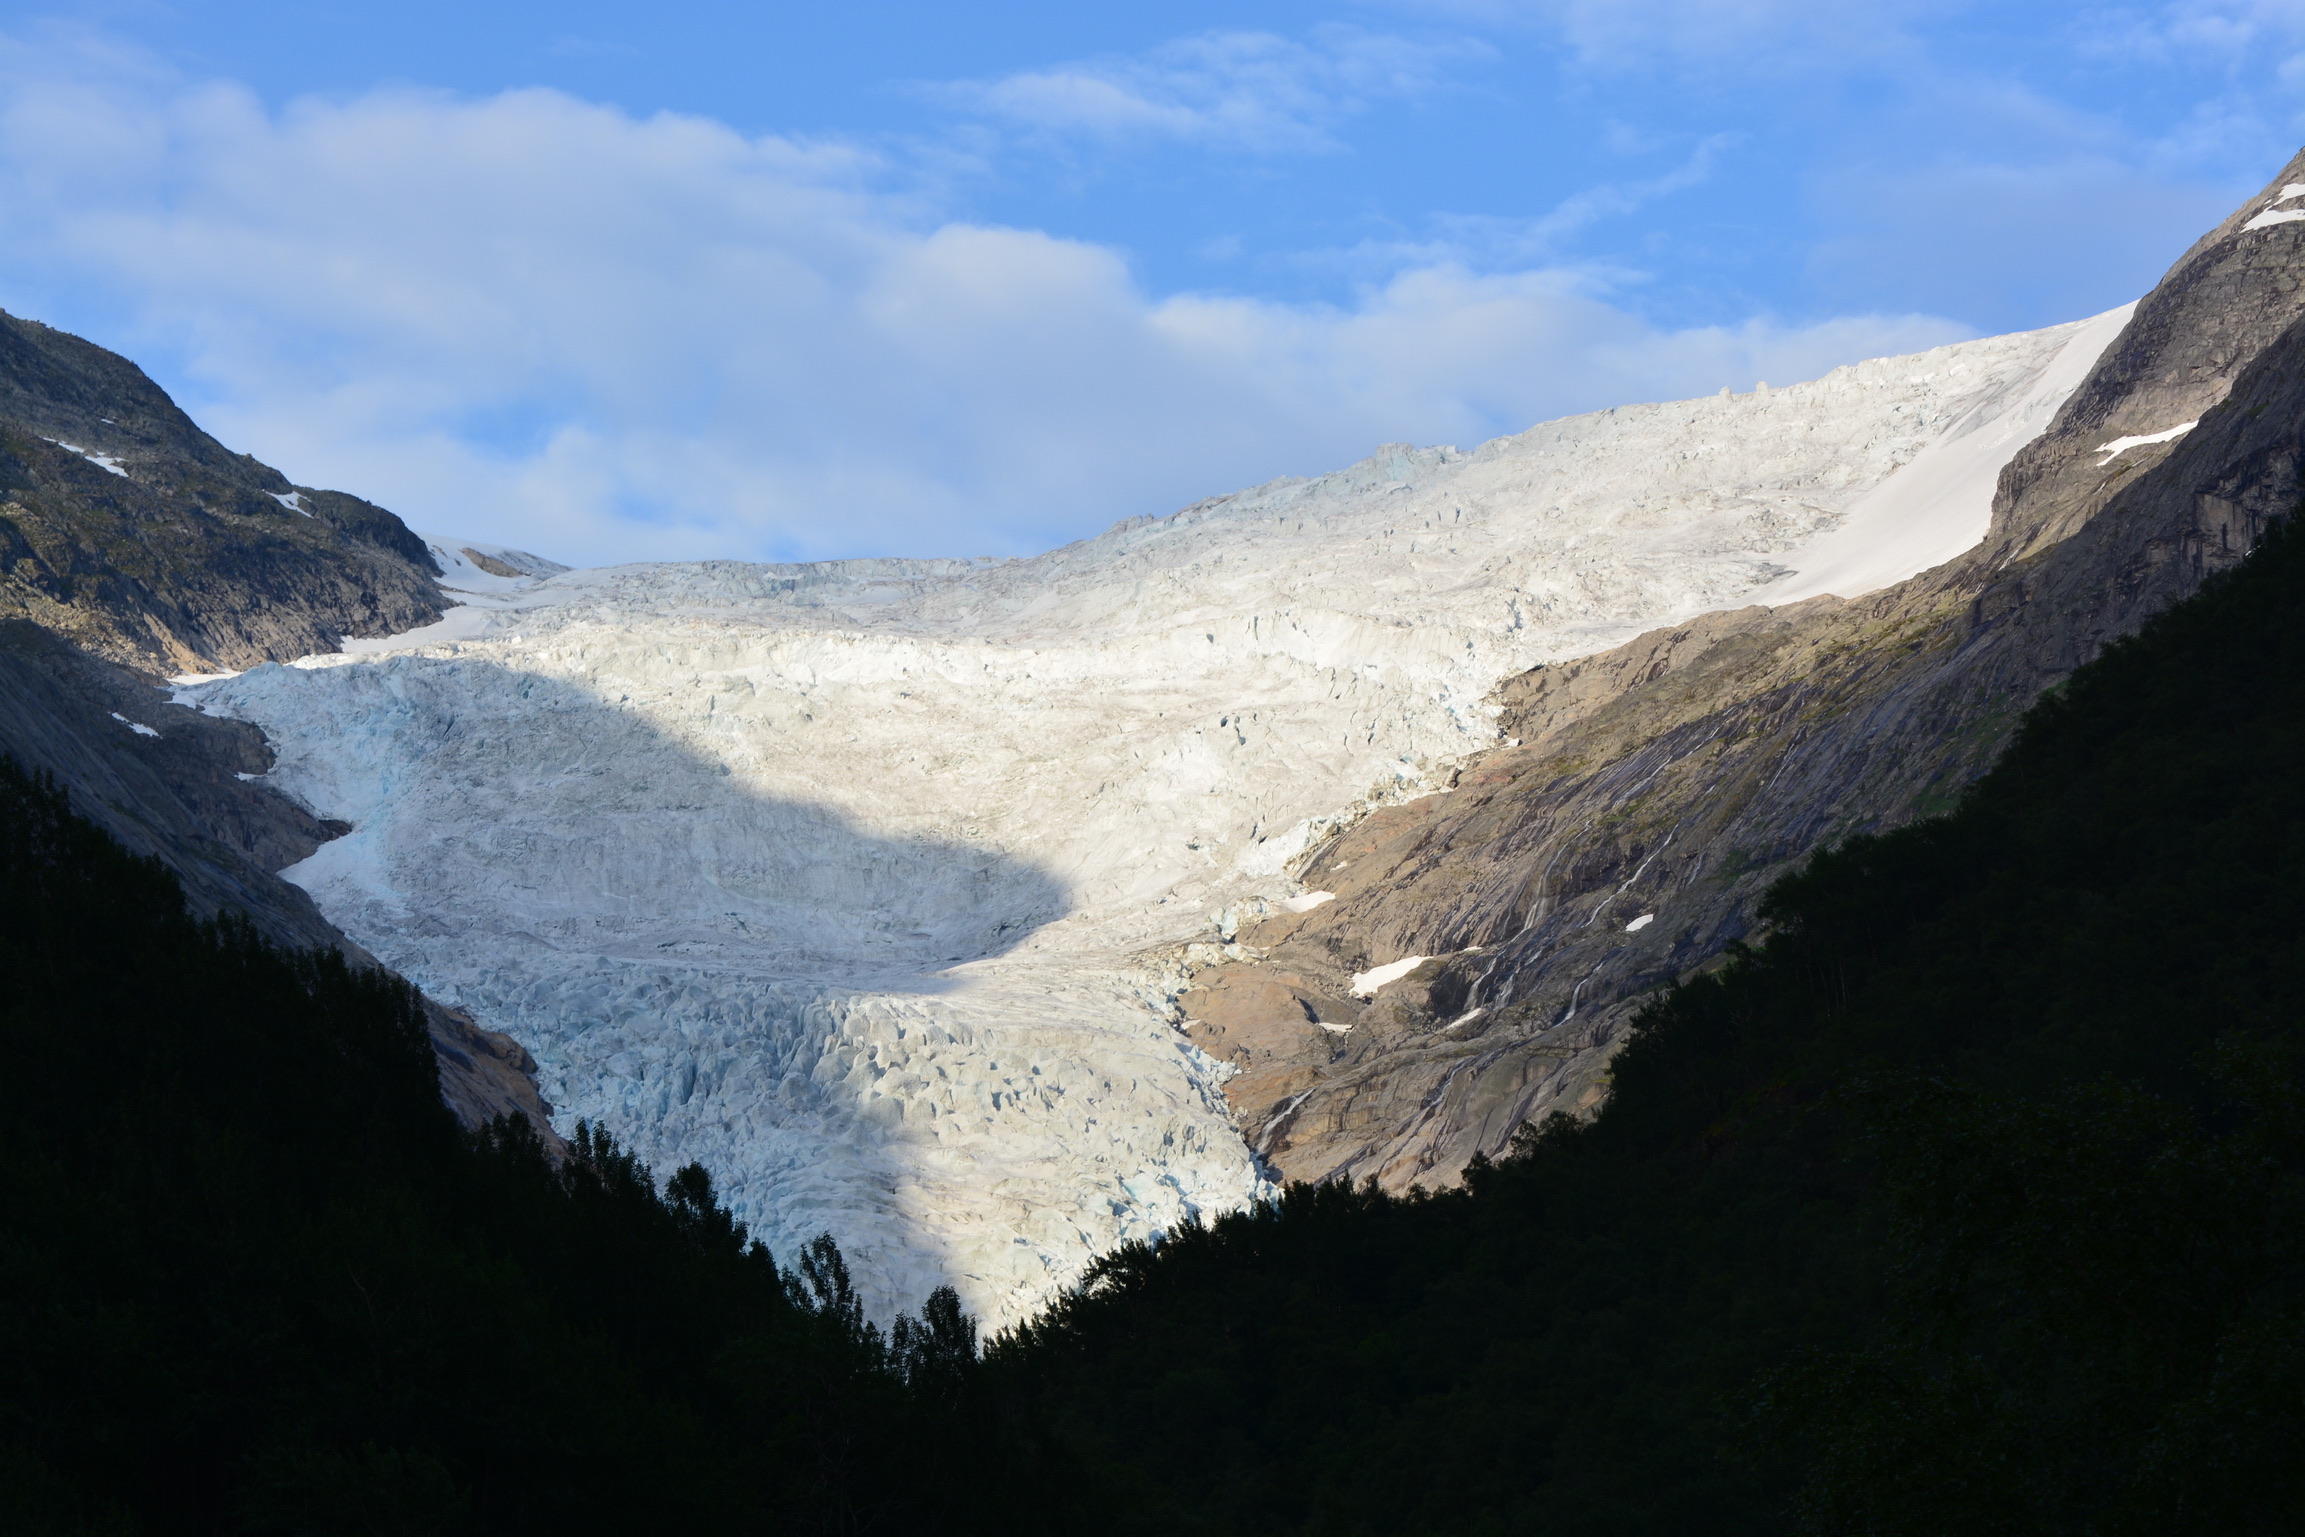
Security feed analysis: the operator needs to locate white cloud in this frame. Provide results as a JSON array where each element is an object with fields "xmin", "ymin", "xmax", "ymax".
[
  {"xmin": 929, "ymin": 26, "xmax": 1487, "ymax": 154},
  {"xmin": 0, "ymin": 35, "xmax": 1973, "ymax": 568},
  {"xmin": 2103, "ymin": 1, "xmax": 2305, "ymax": 53}
]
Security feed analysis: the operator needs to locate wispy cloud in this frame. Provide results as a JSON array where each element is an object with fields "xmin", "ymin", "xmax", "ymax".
[
  {"xmin": 2081, "ymin": 0, "xmax": 2305, "ymax": 57},
  {"xmin": 1280, "ymin": 134, "xmax": 1739, "ymax": 287},
  {"xmin": 929, "ymin": 26, "xmax": 1489, "ymax": 155},
  {"xmin": 0, "ymin": 33, "xmax": 1974, "ymax": 568}
]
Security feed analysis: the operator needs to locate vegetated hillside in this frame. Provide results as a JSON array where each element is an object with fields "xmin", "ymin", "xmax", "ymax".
[
  {"xmin": 990, "ymin": 511, "xmax": 2305, "ymax": 1535},
  {"xmin": 0, "ymin": 309, "xmax": 444, "ymax": 674},
  {"xmin": 0, "ymin": 760, "xmax": 1057, "ymax": 1537}
]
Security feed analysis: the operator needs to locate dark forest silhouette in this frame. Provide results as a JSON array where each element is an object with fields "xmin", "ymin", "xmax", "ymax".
[{"xmin": 9, "ymin": 517, "xmax": 2305, "ymax": 1533}]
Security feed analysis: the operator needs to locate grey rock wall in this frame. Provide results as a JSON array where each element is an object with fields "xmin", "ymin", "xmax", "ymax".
[{"xmin": 0, "ymin": 309, "xmax": 443, "ymax": 674}]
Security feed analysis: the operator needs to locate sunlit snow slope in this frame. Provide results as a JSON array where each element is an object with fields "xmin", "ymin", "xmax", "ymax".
[{"xmin": 189, "ymin": 311, "xmax": 2123, "ymax": 1325}]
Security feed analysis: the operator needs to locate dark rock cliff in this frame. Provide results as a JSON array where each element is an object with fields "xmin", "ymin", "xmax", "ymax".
[
  {"xmin": 1186, "ymin": 147, "xmax": 2305, "ymax": 1190},
  {"xmin": 0, "ymin": 309, "xmax": 444, "ymax": 674},
  {"xmin": 0, "ymin": 313, "xmax": 555, "ymax": 1141}
]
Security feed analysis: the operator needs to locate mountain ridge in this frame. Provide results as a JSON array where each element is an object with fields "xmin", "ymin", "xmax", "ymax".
[
  {"xmin": 1189, "ymin": 143, "xmax": 2305, "ymax": 1191},
  {"xmin": 0, "ymin": 310, "xmax": 554, "ymax": 1139}
]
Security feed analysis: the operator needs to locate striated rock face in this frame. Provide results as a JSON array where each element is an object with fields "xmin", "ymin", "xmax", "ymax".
[
  {"xmin": 0, "ymin": 309, "xmax": 444, "ymax": 673},
  {"xmin": 1199, "ymin": 147, "xmax": 2305, "ymax": 1190}
]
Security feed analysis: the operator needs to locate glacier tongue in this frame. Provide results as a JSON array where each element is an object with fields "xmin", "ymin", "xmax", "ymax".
[{"xmin": 191, "ymin": 314, "xmax": 2116, "ymax": 1326}]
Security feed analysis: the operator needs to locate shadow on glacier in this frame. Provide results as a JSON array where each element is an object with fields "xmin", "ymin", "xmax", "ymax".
[
  {"xmin": 355, "ymin": 655, "xmax": 1072, "ymax": 978},
  {"xmin": 293, "ymin": 653, "xmax": 1078, "ymax": 1317}
]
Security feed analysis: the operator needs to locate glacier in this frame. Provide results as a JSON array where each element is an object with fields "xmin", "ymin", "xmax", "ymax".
[{"xmin": 186, "ymin": 311, "xmax": 2122, "ymax": 1327}]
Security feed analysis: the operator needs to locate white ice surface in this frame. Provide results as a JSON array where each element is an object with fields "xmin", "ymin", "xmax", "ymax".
[
  {"xmin": 109, "ymin": 712, "xmax": 159, "ymax": 738},
  {"xmin": 2244, "ymin": 207, "xmax": 2305, "ymax": 233},
  {"xmin": 2097, "ymin": 421, "xmax": 2198, "ymax": 461},
  {"xmin": 272, "ymin": 491, "xmax": 313, "ymax": 516},
  {"xmin": 1624, "ymin": 914, "xmax": 1655, "ymax": 933},
  {"xmin": 186, "ymin": 316, "xmax": 2109, "ymax": 1326},
  {"xmin": 1755, "ymin": 304, "xmax": 2130, "ymax": 604}
]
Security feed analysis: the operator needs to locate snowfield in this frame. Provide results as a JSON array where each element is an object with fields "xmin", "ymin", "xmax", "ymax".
[{"xmin": 189, "ymin": 311, "xmax": 2121, "ymax": 1326}]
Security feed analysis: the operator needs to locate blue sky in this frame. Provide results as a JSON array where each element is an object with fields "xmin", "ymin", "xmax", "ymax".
[{"xmin": 0, "ymin": 2, "xmax": 2297, "ymax": 565}]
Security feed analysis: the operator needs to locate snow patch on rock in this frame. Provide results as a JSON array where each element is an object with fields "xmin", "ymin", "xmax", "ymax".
[
  {"xmin": 1352, "ymin": 956, "xmax": 1434, "ymax": 997},
  {"xmin": 2097, "ymin": 421, "xmax": 2199, "ymax": 461},
  {"xmin": 43, "ymin": 437, "xmax": 128, "ymax": 477}
]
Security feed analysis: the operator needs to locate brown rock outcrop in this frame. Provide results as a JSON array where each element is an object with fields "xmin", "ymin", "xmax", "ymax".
[{"xmin": 1195, "ymin": 147, "xmax": 2305, "ymax": 1191}]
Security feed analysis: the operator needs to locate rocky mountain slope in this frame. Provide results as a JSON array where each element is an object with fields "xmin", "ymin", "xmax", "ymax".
[
  {"xmin": 187, "ymin": 283, "xmax": 2128, "ymax": 1323},
  {"xmin": 0, "ymin": 313, "xmax": 552, "ymax": 1134},
  {"xmin": 1189, "ymin": 147, "xmax": 2305, "ymax": 1190},
  {"xmin": 0, "ymin": 310, "xmax": 447, "ymax": 673}
]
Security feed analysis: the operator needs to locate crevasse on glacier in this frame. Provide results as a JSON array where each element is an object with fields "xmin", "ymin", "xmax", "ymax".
[{"xmin": 191, "ymin": 312, "xmax": 2123, "ymax": 1326}]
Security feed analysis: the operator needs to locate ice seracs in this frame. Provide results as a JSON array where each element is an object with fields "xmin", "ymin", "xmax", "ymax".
[{"xmin": 186, "ymin": 310, "xmax": 2125, "ymax": 1326}]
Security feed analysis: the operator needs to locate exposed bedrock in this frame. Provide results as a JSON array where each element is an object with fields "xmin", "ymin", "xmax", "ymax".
[
  {"xmin": 1196, "ymin": 148, "xmax": 2305, "ymax": 1190},
  {"xmin": 0, "ymin": 308, "xmax": 447, "ymax": 674}
]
